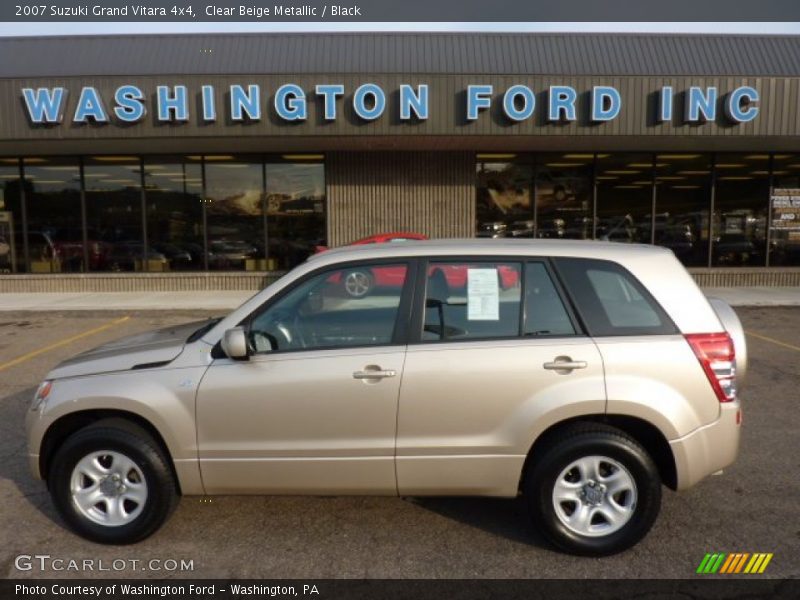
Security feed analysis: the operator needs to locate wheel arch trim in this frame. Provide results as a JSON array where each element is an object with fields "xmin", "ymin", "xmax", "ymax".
[
  {"xmin": 519, "ymin": 414, "xmax": 678, "ymax": 492},
  {"xmin": 37, "ymin": 408, "xmax": 203, "ymax": 495}
]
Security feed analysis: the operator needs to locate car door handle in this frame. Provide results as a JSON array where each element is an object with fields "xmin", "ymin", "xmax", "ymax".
[
  {"xmin": 353, "ymin": 369, "xmax": 397, "ymax": 380},
  {"xmin": 543, "ymin": 358, "xmax": 588, "ymax": 371}
]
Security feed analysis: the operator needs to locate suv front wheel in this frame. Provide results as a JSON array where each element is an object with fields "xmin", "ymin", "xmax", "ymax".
[
  {"xmin": 48, "ymin": 419, "xmax": 178, "ymax": 544},
  {"xmin": 525, "ymin": 424, "xmax": 662, "ymax": 556}
]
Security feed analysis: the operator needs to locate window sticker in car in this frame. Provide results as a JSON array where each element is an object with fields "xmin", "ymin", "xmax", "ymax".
[{"xmin": 467, "ymin": 268, "xmax": 500, "ymax": 321}]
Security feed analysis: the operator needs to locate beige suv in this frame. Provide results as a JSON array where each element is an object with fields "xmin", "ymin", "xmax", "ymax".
[{"xmin": 26, "ymin": 240, "xmax": 745, "ymax": 555}]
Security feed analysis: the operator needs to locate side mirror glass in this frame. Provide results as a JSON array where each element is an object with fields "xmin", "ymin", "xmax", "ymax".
[{"xmin": 221, "ymin": 327, "xmax": 249, "ymax": 360}]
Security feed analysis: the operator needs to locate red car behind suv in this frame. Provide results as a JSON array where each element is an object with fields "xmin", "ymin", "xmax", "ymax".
[{"xmin": 319, "ymin": 233, "xmax": 519, "ymax": 297}]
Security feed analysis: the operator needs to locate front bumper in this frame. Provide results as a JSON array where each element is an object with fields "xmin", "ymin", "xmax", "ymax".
[{"xmin": 669, "ymin": 401, "xmax": 741, "ymax": 491}]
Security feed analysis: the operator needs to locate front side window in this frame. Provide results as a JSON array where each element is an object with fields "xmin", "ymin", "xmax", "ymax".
[
  {"xmin": 422, "ymin": 261, "xmax": 522, "ymax": 341},
  {"xmin": 248, "ymin": 263, "xmax": 409, "ymax": 353}
]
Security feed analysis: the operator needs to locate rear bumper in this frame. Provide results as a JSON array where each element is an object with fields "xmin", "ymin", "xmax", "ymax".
[{"xmin": 669, "ymin": 402, "xmax": 741, "ymax": 491}]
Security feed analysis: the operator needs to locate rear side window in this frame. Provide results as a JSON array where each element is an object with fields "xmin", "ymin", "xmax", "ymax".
[
  {"xmin": 422, "ymin": 261, "xmax": 522, "ymax": 341},
  {"xmin": 553, "ymin": 258, "xmax": 677, "ymax": 336},
  {"xmin": 524, "ymin": 262, "xmax": 576, "ymax": 336}
]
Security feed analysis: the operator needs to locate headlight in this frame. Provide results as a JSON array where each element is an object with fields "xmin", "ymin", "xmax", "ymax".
[{"xmin": 31, "ymin": 380, "xmax": 53, "ymax": 412}]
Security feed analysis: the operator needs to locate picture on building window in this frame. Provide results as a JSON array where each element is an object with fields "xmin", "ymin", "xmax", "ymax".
[
  {"xmin": 475, "ymin": 162, "xmax": 533, "ymax": 239},
  {"xmin": 536, "ymin": 167, "xmax": 593, "ymax": 240}
]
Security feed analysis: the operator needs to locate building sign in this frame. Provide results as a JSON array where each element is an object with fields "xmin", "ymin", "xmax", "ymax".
[
  {"xmin": 20, "ymin": 83, "xmax": 760, "ymax": 126},
  {"xmin": 770, "ymin": 189, "xmax": 800, "ymax": 234}
]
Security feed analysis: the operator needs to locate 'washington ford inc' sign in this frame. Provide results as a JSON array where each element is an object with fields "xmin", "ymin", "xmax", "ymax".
[{"xmin": 21, "ymin": 83, "xmax": 760, "ymax": 126}]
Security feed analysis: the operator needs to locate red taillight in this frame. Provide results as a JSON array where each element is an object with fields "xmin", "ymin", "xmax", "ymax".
[{"xmin": 685, "ymin": 332, "xmax": 737, "ymax": 403}]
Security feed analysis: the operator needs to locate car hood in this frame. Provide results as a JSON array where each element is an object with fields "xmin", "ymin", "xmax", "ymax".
[{"xmin": 47, "ymin": 319, "xmax": 209, "ymax": 380}]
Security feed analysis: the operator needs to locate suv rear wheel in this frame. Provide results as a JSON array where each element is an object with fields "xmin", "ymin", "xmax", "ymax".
[
  {"xmin": 48, "ymin": 419, "xmax": 178, "ymax": 544},
  {"xmin": 524, "ymin": 423, "xmax": 661, "ymax": 556}
]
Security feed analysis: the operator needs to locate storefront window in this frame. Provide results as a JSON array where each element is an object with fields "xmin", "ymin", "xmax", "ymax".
[
  {"xmin": 712, "ymin": 154, "xmax": 769, "ymax": 267},
  {"xmin": 266, "ymin": 160, "xmax": 326, "ymax": 270},
  {"xmin": 654, "ymin": 154, "xmax": 712, "ymax": 266},
  {"xmin": 0, "ymin": 160, "xmax": 22, "ymax": 274},
  {"xmin": 143, "ymin": 157, "xmax": 204, "ymax": 271},
  {"xmin": 476, "ymin": 159, "xmax": 534, "ymax": 238},
  {"xmin": 536, "ymin": 154, "xmax": 593, "ymax": 240},
  {"xmin": 84, "ymin": 157, "xmax": 144, "ymax": 272},
  {"xmin": 24, "ymin": 158, "xmax": 83, "ymax": 273},
  {"xmin": 595, "ymin": 154, "xmax": 654, "ymax": 244},
  {"xmin": 203, "ymin": 156, "xmax": 265, "ymax": 272},
  {"xmin": 769, "ymin": 154, "xmax": 800, "ymax": 266}
]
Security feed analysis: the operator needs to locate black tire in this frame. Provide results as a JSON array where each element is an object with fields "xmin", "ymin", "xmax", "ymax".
[
  {"xmin": 524, "ymin": 423, "xmax": 661, "ymax": 556},
  {"xmin": 342, "ymin": 269, "xmax": 374, "ymax": 298},
  {"xmin": 47, "ymin": 419, "xmax": 179, "ymax": 544}
]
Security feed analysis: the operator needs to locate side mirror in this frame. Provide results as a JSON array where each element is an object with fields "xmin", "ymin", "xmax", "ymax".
[{"xmin": 221, "ymin": 327, "xmax": 249, "ymax": 360}]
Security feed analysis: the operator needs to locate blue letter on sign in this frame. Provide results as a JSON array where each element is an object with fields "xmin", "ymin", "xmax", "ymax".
[
  {"xmin": 114, "ymin": 85, "xmax": 145, "ymax": 123},
  {"xmin": 157, "ymin": 85, "xmax": 189, "ymax": 122},
  {"xmin": 591, "ymin": 86, "xmax": 621, "ymax": 122},
  {"xmin": 73, "ymin": 87, "xmax": 108, "ymax": 123},
  {"xmin": 725, "ymin": 86, "xmax": 759, "ymax": 123},
  {"xmin": 399, "ymin": 84, "xmax": 429, "ymax": 120},
  {"xmin": 275, "ymin": 84, "xmax": 307, "ymax": 121},
  {"xmin": 201, "ymin": 85, "xmax": 216, "ymax": 122},
  {"xmin": 685, "ymin": 87, "xmax": 717, "ymax": 122},
  {"xmin": 467, "ymin": 85, "xmax": 493, "ymax": 121},
  {"xmin": 548, "ymin": 86, "xmax": 576, "ymax": 121},
  {"xmin": 353, "ymin": 84, "xmax": 386, "ymax": 120},
  {"xmin": 503, "ymin": 85, "xmax": 535, "ymax": 121},
  {"xmin": 22, "ymin": 87, "xmax": 67, "ymax": 123},
  {"xmin": 316, "ymin": 84, "xmax": 344, "ymax": 120},
  {"xmin": 230, "ymin": 84, "xmax": 260, "ymax": 121}
]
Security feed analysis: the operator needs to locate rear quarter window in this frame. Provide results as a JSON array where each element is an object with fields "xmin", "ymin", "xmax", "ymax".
[{"xmin": 553, "ymin": 257, "xmax": 678, "ymax": 336}]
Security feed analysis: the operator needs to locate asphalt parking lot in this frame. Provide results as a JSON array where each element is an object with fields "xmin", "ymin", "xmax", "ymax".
[{"xmin": 0, "ymin": 308, "xmax": 798, "ymax": 579}]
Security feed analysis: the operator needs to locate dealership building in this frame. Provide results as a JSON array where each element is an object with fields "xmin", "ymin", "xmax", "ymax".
[{"xmin": 1, "ymin": 32, "xmax": 799, "ymax": 291}]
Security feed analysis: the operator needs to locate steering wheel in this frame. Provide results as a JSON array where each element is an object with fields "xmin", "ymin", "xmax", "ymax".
[
  {"xmin": 255, "ymin": 309, "xmax": 309, "ymax": 350},
  {"xmin": 252, "ymin": 309, "xmax": 293, "ymax": 350},
  {"xmin": 249, "ymin": 331, "xmax": 276, "ymax": 353}
]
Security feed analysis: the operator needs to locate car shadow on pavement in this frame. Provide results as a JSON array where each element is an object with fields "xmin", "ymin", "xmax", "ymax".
[
  {"xmin": 0, "ymin": 386, "xmax": 65, "ymax": 527},
  {"xmin": 408, "ymin": 496, "xmax": 553, "ymax": 549}
]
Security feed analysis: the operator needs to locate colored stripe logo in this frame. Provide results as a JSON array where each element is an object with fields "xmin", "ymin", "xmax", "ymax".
[{"xmin": 697, "ymin": 552, "xmax": 773, "ymax": 574}]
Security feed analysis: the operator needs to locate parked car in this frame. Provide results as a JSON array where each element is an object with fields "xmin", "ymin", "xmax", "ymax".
[
  {"xmin": 713, "ymin": 233, "xmax": 759, "ymax": 266},
  {"xmin": 22, "ymin": 229, "xmax": 112, "ymax": 272},
  {"xmin": 208, "ymin": 239, "xmax": 258, "ymax": 269},
  {"xmin": 26, "ymin": 239, "xmax": 745, "ymax": 555},
  {"xmin": 107, "ymin": 242, "xmax": 168, "ymax": 272},
  {"xmin": 151, "ymin": 243, "xmax": 194, "ymax": 270},
  {"xmin": 476, "ymin": 221, "xmax": 509, "ymax": 238},
  {"xmin": 315, "ymin": 231, "xmax": 428, "ymax": 253},
  {"xmin": 509, "ymin": 220, "xmax": 536, "ymax": 238}
]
